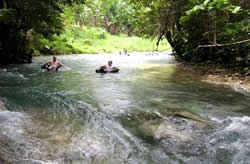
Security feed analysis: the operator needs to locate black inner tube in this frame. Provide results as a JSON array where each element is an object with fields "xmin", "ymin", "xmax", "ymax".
[
  {"xmin": 95, "ymin": 66, "xmax": 119, "ymax": 73},
  {"xmin": 41, "ymin": 63, "xmax": 61, "ymax": 72}
]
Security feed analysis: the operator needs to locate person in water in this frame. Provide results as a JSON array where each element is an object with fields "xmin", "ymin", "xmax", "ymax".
[
  {"xmin": 95, "ymin": 60, "xmax": 119, "ymax": 73},
  {"xmin": 49, "ymin": 56, "xmax": 64, "ymax": 70},
  {"xmin": 42, "ymin": 56, "xmax": 64, "ymax": 71},
  {"xmin": 105, "ymin": 61, "xmax": 118, "ymax": 72}
]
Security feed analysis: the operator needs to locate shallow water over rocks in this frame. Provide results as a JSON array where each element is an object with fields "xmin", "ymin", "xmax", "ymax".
[{"xmin": 0, "ymin": 52, "xmax": 250, "ymax": 164}]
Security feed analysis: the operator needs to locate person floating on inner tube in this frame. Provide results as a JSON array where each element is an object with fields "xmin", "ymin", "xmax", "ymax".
[
  {"xmin": 41, "ymin": 56, "xmax": 64, "ymax": 71},
  {"xmin": 105, "ymin": 61, "xmax": 115, "ymax": 72},
  {"xmin": 96, "ymin": 61, "xmax": 119, "ymax": 73}
]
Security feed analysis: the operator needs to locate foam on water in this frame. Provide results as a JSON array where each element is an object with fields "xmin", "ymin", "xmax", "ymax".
[
  {"xmin": 205, "ymin": 116, "xmax": 250, "ymax": 163},
  {"xmin": 225, "ymin": 116, "xmax": 250, "ymax": 131}
]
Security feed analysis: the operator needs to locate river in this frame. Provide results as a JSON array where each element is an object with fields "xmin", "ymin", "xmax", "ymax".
[{"xmin": 0, "ymin": 52, "xmax": 250, "ymax": 164}]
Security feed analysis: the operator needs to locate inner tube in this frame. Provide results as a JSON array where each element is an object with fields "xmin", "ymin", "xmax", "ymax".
[
  {"xmin": 41, "ymin": 62, "xmax": 61, "ymax": 72},
  {"xmin": 96, "ymin": 69, "xmax": 107, "ymax": 73},
  {"xmin": 95, "ymin": 66, "xmax": 119, "ymax": 73},
  {"xmin": 109, "ymin": 69, "xmax": 119, "ymax": 73}
]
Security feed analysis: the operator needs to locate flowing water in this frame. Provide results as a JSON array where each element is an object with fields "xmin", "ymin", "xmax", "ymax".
[{"xmin": 0, "ymin": 53, "xmax": 250, "ymax": 164}]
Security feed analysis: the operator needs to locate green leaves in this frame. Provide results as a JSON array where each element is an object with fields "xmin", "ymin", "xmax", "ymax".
[
  {"xmin": 0, "ymin": 9, "xmax": 16, "ymax": 25},
  {"xmin": 232, "ymin": 6, "xmax": 241, "ymax": 13},
  {"xmin": 129, "ymin": 0, "xmax": 249, "ymax": 64},
  {"xmin": 186, "ymin": 5, "xmax": 204, "ymax": 15},
  {"xmin": 0, "ymin": 0, "xmax": 85, "ymax": 64},
  {"xmin": 185, "ymin": 0, "xmax": 241, "ymax": 17}
]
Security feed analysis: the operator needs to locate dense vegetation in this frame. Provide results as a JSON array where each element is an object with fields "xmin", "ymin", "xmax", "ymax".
[
  {"xmin": 30, "ymin": 26, "xmax": 169, "ymax": 55},
  {"xmin": 30, "ymin": 0, "xmax": 169, "ymax": 55},
  {"xmin": 0, "ymin": 0, "xmax": 83, "ymax": 64},
  {"xmin": 0, "ymin": 0, "xmax": 249, "ymax": 68},
  {"xmin": 129, "ymin": 0, "xmax": 250, "ymax": 67}
]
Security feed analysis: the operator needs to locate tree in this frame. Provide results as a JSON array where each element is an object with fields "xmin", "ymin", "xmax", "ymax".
[
  {"xmin": 129, "ymin": 0, "xmax": 250, "ymax": 65},
  {"xmin": 0, "ymin": 0, "xmax": 84, "ymax": 65},
  {"xmin": 64, "ymin": 0, "xmax": 136, "ymax": 35}
]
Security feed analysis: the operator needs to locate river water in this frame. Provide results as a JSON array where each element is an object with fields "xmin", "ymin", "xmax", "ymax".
[{"xmin": 0, "ymin": 53, "xmax": 250, "ymax": 164}]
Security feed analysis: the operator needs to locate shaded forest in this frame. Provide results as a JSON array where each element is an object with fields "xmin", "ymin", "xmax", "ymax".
[{"xmin": 0, "ymin": 0, "xmax": 249, "ymax": 68}]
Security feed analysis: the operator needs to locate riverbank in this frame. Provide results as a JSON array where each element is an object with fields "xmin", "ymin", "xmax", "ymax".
[{"xmin": 177, "ymin": 62, "xmax": 250, "ymax": 95}]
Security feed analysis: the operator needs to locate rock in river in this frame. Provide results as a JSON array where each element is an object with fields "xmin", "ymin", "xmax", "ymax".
[
  {"xmin": 174, "ymin": 111, "xmax": 211, "ymax": 126},
  {"xmin": 0, "ymin": 100, "xmax": 7, "ymax": 111}
]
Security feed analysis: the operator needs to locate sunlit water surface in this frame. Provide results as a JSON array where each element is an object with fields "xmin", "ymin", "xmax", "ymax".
[{"xmin": 0, "ymin": 53, "xmax": 250, "ymax": 164}]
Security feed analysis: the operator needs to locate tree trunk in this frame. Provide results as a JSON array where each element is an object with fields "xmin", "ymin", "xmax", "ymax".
[
  {"xmin": 0, "ymin": 0, "xmax": 4, "ymax": 8},
  {"xmin": 213, "ymin": 14, "xmax": 217, "ymax": 44},
  {"xmin": 103, "ymin": 16, "xmax": 109, "ymax": 32},
  {"xmin": 109, "ymin": 24, "xmax": 119, "ymax": 35},
  {"xmin": 5, "ymin": 0, "xmax": 10, "ymax": 8},
  {"xmin": 165, "ymin": 31, "xmax": 175, "ymax": 50}
]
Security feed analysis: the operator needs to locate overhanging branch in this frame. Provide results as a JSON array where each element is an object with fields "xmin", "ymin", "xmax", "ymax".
[{"xmin": 196, "ymin": 39, "xmax": 250, "ymax": 50}]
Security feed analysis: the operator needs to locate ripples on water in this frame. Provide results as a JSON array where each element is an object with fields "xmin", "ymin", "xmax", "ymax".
[{"xmin": 0, "ymin": 52, "xmax": 250, "ymax": 164}]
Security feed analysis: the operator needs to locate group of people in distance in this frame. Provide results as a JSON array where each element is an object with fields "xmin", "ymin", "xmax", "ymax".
[
  {"xmin": 42, "ymin": 56, "xmax": 119, "ymax": 73},
  {"xmin": 119, "ymin": 49, "xmax": 130, "ymax": 56}
]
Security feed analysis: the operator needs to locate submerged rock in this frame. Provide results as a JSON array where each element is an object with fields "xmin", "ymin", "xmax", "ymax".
[
  {"xmin": 174, "ymin": 111, "xmax": 211, "ymax": 126},
  {"xmin": 0, "ymin": 68, "xmax": 7, "ymax": 72},
  {"xmin": 121, "ymin": 111, "xmax": 204, "ymax": 143},
  {"xmin": 49, "ymin": 135, "xmax": 70, "ymax": 145},
  {"xmin": 0, "ymin": 111, "xmax": 30, "ymax": 163},
  {"xmin": 137, "ymin": 120, "xmax": 161, "ymax": 140},
  {"xmin": 154, "ymin": 121, "xmax": 193, "ymax": 142},
  {"xmin": 233, "ymin": 82, "xmax": 250, "ymax": 96}
]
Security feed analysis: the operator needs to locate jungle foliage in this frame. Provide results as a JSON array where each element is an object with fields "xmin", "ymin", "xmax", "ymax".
[
  {"xmin": 129, "ymin": 0, "xmax": 250, "ymax": 66},
  {"xmin": 0, "ymin": 0, "xmax": 249, "ymax": 67},
  {"xmin": 0, "ymin": 0, "xmax": 83, "ymax": 65},
  {"xmin": 62, "ymin": 0, "xmax": 137, "ymax": 35},
  {"xmin": 28, "ymin": 0, "xmax": 169, "ymax": 56}
]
